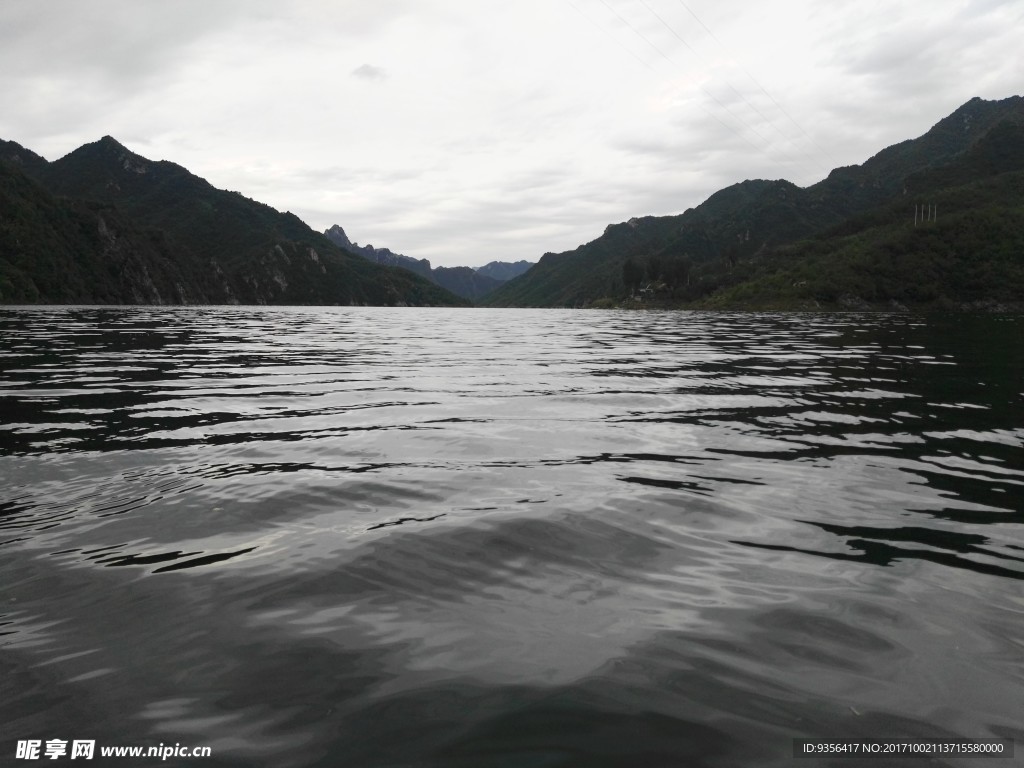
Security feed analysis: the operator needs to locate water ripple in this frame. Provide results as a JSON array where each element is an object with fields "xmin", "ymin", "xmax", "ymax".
[{"xmin": 1, "ymin": 307, "xmax": 1022, "ymax": 766}]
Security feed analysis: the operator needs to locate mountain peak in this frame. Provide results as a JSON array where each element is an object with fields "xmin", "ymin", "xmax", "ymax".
[
  {"xmin": 0, "ymin": 139, "xmax": 48, "ymax": 170},
  {"xmin": 61, "ymin": 135, "xmax": 152, "ymax": 175},
  {"xmin": 0, "ymin": 137, "xmax": 467, "ymax": 307},
  {"xmin": 324, "ymin": 224, "xmax": 353, "ymax": 249},
  {"xmin": 85, "ymin": 135, "xmax": 134, "ymax": 156},
  {"xmin": 485, "ymin": 94, "xmax": 1024, "ymax": 309}
]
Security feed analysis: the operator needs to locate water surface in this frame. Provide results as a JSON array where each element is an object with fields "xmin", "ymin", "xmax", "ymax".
[{"xmin": 2, "ymin": 307, "xmax": 1022, "ymax": 766}]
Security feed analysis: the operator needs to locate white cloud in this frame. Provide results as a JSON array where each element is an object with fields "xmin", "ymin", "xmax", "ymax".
[
  {"xmin": 352, "ymin": 64, "xmax": 388, "ymax": 80},
  {"xmin": 0, "ymin": 0, "xmax": 1020, "ymax": 267}
]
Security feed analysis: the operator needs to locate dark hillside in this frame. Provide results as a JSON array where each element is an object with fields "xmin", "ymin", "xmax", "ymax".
[
  {"xmin": 484, "ymin": 95, "xmax": 1024, "ymax": 309},
  {"xmin": 0, "ymin": 162, "xmax": 207, "ymax": 303},
  {"xmin": 2, "ymin": 137, "xmax": 466, "ymax": 306}
]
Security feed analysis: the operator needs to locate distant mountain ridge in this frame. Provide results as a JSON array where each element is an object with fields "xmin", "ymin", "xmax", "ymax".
[
  {"xmin": 324, "ymin": 224, "xmax": 530, "ymax": 302},
  {"xmin": 324, "ymin": 224, "xmax": 434, "ymax": 280},
  {"xmin": 6, "ymin": 95, "xmax": 1020, "ymax": 310},
  {"xmin": 475, "ymin": 260, "xmax": 533, "ymax": 281},
  {"xmin": 484, "ymin": 95, "xmax": 1024, "ymax": 309},
  {"xmin": 0, "ymin": 137, "xmax": 466, "ymax": 306}
]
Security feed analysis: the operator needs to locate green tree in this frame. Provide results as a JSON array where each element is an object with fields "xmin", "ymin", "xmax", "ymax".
[
  {"xmin": 663, "ymin": 255, "xmax": 691, "ymax": 296},
  {"xmin": 646, "ymin": 254, "xmax": 663, "ymax": 282},
  {"xmin": 622, "ymin": 257, "xmax": 644, "ymax": 295}
]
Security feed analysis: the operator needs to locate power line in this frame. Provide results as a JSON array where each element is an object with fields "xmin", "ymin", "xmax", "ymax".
[
  {"xmin": 673, "ymin": 0, "xmax": 839, "ymax": 169},
  {"xmin": 561, "ymin": 0, "xmax": 838, "ymax": 184},
  {"xmin": 674, "ymin": 0, "xmax": 723, "ymax": 45},
  {"xmin": 564, "ymin": 0, "xmax": 766, "ymax": 157},
  {"xmin": 638, "ymin": 0, "xmax": 828, "ymax": 178},
  {"xmin": 564, "ymin": 0, "xmax": 655, "ymax": 72},
  {"xmin": 597, "ymin": 0, "xmax": 813, "ymax": 174},
  {"xmin": 638, "ymin": 0, "xmax": 698, "ymax": 57}
]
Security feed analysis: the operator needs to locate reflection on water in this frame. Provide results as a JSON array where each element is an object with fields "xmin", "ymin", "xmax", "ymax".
[{"xmin": 1, "ymin": 306, "xmax": 1022, "ymax": 767}]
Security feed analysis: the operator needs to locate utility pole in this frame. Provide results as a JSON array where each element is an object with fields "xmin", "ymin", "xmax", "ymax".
[{"xmin": 914, "ymin": 204, "xmax": 938, "ymax": 225}]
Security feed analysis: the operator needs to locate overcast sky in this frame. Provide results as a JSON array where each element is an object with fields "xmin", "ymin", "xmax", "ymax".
[{"xmin": 2, "ymin": 1, "xmax": 1021, "ymax": 267}]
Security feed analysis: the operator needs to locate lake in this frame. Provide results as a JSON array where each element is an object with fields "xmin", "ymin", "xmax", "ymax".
[{"xmin": 2, "ymin": 306, "xmax": 1022, "ymax": 767}]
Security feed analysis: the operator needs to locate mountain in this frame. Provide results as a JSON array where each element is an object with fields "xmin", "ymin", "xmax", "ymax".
[
  {"xmin": 1, "ymin": 137, "xmax": 467, "ymax": 306},
  {"xmin": 475, "ymin": 260, "xmax": 534, "ymax": 281},
  {"xmin": 0, "ymin": 140, "xmax": 49, "ymax": 175},
  {"xmin": 0, "ymin": 158, "xmax": 208, "ymax": 303},
  {"xmin": 484, "ymin": 95, "xmax": 1024, "ymax": 309},
  {"xmin": 324, "ymin": 224, "xmax": 434, "ymax": 280},
  {"xmin": 324, "ymin": 224, "xmax": 510, "ymax": 302},
  {"xmin": 699, "ymin": 123, "xmax": 1024, "ymax": 311},
  {"xmin": 432, "ymin": 266, "xmax": 503, "ymax": 302},
  {"xmin": 10, "ymin": 96, "xmax": 1018, "ymax": 310}
]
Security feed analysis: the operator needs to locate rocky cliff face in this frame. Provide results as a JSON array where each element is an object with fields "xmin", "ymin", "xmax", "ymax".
[
  {"xmin": 324, "ymin": 224, "xmax": 355, "ymax": 249},
  {"xmin": 324, "ymin": 225, "xmax": 434, "ymax": 280}
]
